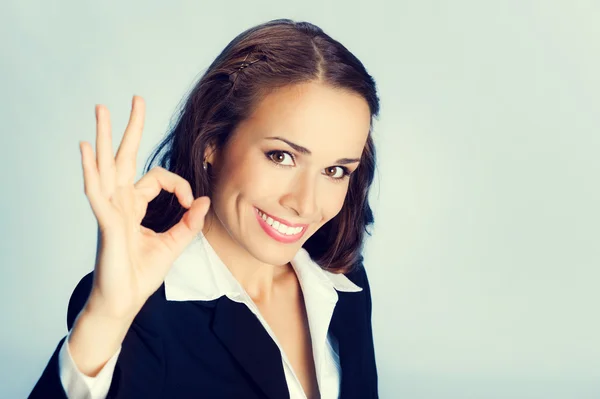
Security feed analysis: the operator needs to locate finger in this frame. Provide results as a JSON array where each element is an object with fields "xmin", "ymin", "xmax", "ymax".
[
  {"xmin": 80, "ymin": 141, "xmax": 111, "ymax": 226},
  {"xmin": 116, "ymin": 95, "xmax": 145, "ymax": 187},
  {"xmin": 158, "ymin": 197, "xmax": 210, "ymax": 255},
  {"xmin": 134, "ymin": 167, "xmax": 195, "ymax": 209},
  {"xmin": 96, "ymin": 105, "xmax": 116, "ymax": 197},
  {"xmin": 140, "ymin": 225, "xmax": 157, "ymax": 237}
]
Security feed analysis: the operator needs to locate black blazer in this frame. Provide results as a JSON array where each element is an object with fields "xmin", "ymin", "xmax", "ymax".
[{"xmin": 29, "ymin": 265, "xmax": 378, "ymax": 398}]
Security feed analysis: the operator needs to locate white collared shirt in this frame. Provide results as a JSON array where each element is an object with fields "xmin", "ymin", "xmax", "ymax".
[{"xmin": 59, "ymin": 232, "xmax": 362, "ymax": 399}]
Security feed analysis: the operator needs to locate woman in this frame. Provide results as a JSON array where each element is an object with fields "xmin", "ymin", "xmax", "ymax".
[{"xmin": 30, "ymin": 18, "xmax": 379, "ymax": 399}]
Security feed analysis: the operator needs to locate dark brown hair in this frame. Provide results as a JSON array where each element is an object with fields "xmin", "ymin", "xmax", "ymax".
[{"xmin": 141, "ymin": 19, "xmax": 380, "ymax": 274}]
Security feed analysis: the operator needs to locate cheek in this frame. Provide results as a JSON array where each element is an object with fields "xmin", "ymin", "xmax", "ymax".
[
  {"xmin": 219, "ymin": 152, "xmax": 280, "ymax": 200},
  {"xmin": 318, "ymin": 185, "xmax": 348, "ymax": 222},
  {"xmin": 308, "ymin": 195, "xmax": 346, "ymax": 239}
]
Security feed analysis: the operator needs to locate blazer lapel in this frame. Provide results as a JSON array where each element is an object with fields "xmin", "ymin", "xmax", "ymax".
[{"xmin": 211, "ymin": 296, "xmax": 289, "ymax": 399}]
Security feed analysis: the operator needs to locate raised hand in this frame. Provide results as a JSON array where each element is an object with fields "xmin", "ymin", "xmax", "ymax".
[{"xmin": 79, "ymin": 95, "xmax": 210, "ymax": 320}]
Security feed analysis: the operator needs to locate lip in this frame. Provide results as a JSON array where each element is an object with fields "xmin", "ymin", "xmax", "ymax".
[{"xmin": 254, "ymin": 207, "xmax": 308, "ymax": 244}]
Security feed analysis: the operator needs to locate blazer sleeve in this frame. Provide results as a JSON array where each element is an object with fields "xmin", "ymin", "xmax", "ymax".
[
  {"xmin": 58, "ymin": 328, "xmax": 121, "ymax": 398},
  {"xmin": 29, "ymin": 272, "xmax": 166, "ymax": 399},
  {"xmin": 29, "ymin": 272, "xmax": 96, "ymax": 398}
]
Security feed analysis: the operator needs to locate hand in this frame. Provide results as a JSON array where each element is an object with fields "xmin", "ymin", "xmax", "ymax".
[{"xmin": 79, "ymin": 95, "xmax": 210, "ymax": 320}]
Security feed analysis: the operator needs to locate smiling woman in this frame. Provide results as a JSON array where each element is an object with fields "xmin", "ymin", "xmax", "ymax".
[{"xmin": 30, "ymin": 18, "xmax": 380, "ymax": 399}]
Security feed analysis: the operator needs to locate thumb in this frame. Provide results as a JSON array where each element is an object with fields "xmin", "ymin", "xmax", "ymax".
[
  {"xmin": 186, "ymin": 196, "xmax": 211, "ymax": 231},
  {"xmin": 159, "ymin": 196, "xmax": 211, "ymax": 255}
]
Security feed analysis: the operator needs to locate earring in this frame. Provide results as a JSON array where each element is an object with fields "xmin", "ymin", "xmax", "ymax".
[{"xmin": 203, "ymin": 159, "xmax": 209, "ymax": 170}]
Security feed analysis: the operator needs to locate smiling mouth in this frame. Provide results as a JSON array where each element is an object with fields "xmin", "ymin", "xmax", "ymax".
[{"xmin": 255, "ymin": 208, "xmax": 306, "ymax": 236}]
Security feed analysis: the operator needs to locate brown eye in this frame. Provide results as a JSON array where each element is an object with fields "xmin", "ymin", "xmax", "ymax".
[
  {"xmin": 266, "ymin": 150, "xmax": 295, "ymax": 166},
  {"xmin": 271, "ymin": 152, "xmax": 285, "ymax": 162},
  {"xmin": 324, "ymin": 166, "xmax": 346, "ymax": 179}
]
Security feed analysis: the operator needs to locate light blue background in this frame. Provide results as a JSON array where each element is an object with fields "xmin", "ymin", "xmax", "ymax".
[{"xmin": 1, "ymin": 1, "xmax": 599, "ymax": 398}]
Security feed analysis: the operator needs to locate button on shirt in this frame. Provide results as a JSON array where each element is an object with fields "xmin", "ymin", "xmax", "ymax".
[{"xmin": 58, "ymin": 232, "xmax": 363, "ymax": 399}]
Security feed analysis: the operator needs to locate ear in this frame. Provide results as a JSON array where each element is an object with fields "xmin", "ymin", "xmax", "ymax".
[{"xmin": 204, "ymin": 142, "xmax": 217, "ymax": 165}]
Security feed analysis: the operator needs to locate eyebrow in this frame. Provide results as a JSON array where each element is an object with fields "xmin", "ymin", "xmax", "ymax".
[{"xmin": 264, "ymin": 136, "xmax": 361, "ymax": 165}]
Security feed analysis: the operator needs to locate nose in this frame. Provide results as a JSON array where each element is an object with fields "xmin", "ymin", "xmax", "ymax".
[{"xmin": 280, "ymin": 170, "xmax": 319, "ymax": 220}]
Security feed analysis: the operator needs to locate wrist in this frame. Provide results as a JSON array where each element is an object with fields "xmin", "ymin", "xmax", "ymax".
[
  {"xmin": 85, "ymin": 289, "xmax": 141, "ymax": 322},
  {"xmin": 68, "ymin": 305, "xmax": 133, "ymax": 377}
]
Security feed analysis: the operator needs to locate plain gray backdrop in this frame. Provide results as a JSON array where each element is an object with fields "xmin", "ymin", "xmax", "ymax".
[{"xmin": 1, "ymin": 1, "xmax": 599, "ymax": 398}]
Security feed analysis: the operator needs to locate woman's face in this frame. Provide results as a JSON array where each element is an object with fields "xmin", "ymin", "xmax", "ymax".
[{"xmin": 204, "ymin": 81, "xmax": 371, "ymax": 267}]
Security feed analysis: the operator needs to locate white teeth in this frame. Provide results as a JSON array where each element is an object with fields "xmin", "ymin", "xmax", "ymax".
[
  {"xmin": 285, "ymin": 227, "xmax": 301, "ymax": 235},
  {"xmin": 257, "ymin": 208, "xmax": 304, "ymax": 236},
  {"xmin": 284, "ymin": 226, "xmax": 303, "ymax": 235}
]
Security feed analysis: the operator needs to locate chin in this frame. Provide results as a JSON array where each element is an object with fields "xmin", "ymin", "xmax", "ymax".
[{"xmin": 246, "ymin": 241, "xmax": 300, "ymax": 267}]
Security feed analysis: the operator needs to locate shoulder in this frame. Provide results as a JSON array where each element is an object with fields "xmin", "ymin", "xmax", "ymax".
[
  {"xmin": 343, "ymin": 263, "xmax": 372, "ymax": 292},
  {"xmin": 342, "ymin": 263, "xmax": 373, "ymax": 309},
  {"xmin": 335, "ymin": 263, "xmax": 374, "ymax": 317}
]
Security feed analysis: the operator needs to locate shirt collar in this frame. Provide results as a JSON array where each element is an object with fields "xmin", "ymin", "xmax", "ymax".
[{"xmin": 164, "ymin": 232, "xmax": 362, "ymax": 303}]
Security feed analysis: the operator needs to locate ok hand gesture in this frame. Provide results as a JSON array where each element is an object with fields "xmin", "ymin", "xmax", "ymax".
[{"xmin": 79, "ymin": 95, "xmax": 210, "ymax": 319}]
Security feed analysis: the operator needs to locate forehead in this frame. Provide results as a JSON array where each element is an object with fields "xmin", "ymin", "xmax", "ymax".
[{"xmin": 239, "ymin": 81, "xmax": 371, "ymax": 157}]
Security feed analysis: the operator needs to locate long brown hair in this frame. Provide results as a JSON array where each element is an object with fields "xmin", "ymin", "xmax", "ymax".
[{"xmin": 141, "ymin": 19, "xmax": 380, "ymax": 274}]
